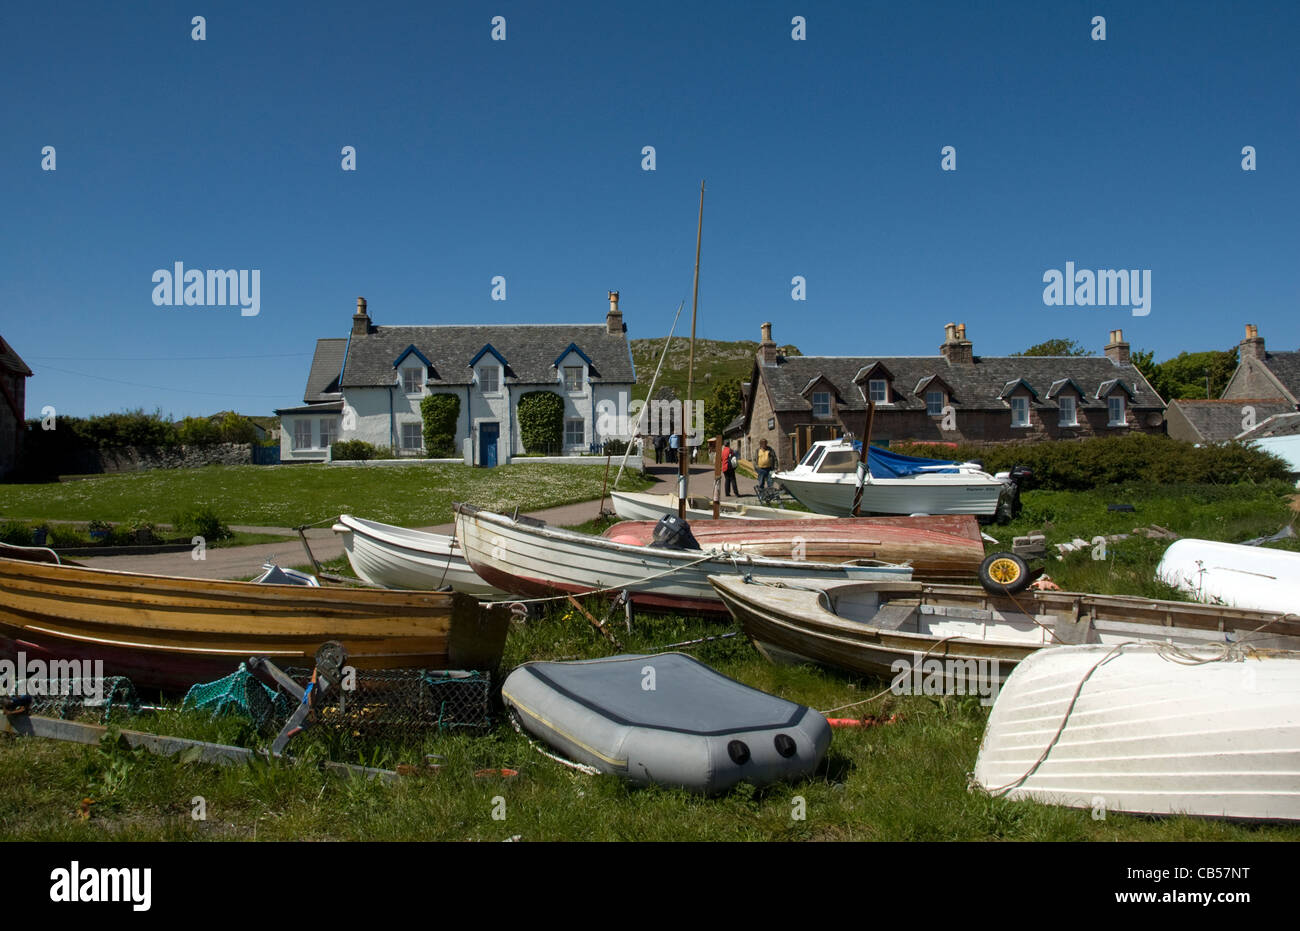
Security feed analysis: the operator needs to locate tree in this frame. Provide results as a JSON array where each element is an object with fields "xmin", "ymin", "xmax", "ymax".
[
  {"xmin": 1143, "ymin": 349, "xmax": 1238, "ymax": 400},
  {"xmin": 704, "ymin": 378, "xmax": 743, "ymax": 440},
  {"xmin": 1012, "ymin": 338, "xmax": 1091, "ymax": 357}
]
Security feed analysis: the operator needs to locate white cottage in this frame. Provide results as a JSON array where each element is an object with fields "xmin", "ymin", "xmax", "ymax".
[{"xmin": 276, "ymin": 293, "xmax": 636, "ymax": 464}]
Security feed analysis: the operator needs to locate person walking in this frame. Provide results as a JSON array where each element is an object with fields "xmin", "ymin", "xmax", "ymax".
[
  {"xmin": 668, "ymin": 432, "xmax": 681, "ymax": 465},
  {"xmin": 755, "ymin": 438, "xmax": 777, "ymax": 491},
  {"xmin": 722, "ymin": 442, "xmax": 739, "ymax": 497},
  {"xmin": 653, "ymin": 433, "xmax": 665, "ymax": 464}
]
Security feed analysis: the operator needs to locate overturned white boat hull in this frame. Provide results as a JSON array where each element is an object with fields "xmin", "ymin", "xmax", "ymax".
[
  {"xmin": 973, "ymin": 643, "xmax": 1300, "ymax": 822},
  {"xmin": 332, "ymin": 514, "xmax": 506, "ymax": 597},
  {"xmin": 1156, "ymin": 537, "xmax": 1300, "ymax": 614}
]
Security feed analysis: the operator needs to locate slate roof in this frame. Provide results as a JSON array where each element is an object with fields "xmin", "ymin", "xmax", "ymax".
[
  {"xmin": 275, "ymin": 400, "xmax": 344, "ymax": 415},
  {"xmin": 0, "ymin": 335, "xmax": 32, "ymax": 377},
  {"xmin": 1170, "ymin": 399, "xmax": 1295, "ymax": 443},
  {"xmin": 1238, "ymin": 411, "xmax": 1300, "ymax": 440},
  {"xmin": 304, "ymin": 338, "xmax": 348, "ymax": 402},
  {"xmin": 750, "ymin": 353, "xmax": 1162, "ymax": 418},
  {"xmin": 339, "ymin": 325, "xmax": 635, "ymax": 388},
  {"xmin": 1259, "ymin": 351, "xmax": 1300, "ymax": 400}
]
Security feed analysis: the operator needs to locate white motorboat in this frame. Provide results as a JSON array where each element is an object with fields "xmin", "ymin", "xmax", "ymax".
[
  {"xmin": 772, "ymin": 440, "xmax": 1020, "ymax": 517},
  {"xmin": 1156, "ymin": 537, "xmax": 1300, "ymax": 615},
  {"xmin": 332, "ymin": 514, "xmax": 506, "ymax": 597},
  {"xmin": 452, "ymin": 503, "xmax": 913, "ymax": 615},
  {"xmin": 973, "ymin": 642, "xmax": 1300, "ymax": 822}
]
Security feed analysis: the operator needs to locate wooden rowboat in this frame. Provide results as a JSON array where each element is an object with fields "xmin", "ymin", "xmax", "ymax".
[
  {"xmin": 973, "ymin": 644, "xmax": 1300, "ymax": 822},
  {"xmin": 708, "ymin": 574, "xmax": 1300, "ymax": 687},
  {"xmin": 603, "ymin": 515, "xmax": 985, "ymax": 583},
  {"xmin": 0, "ymin": 553, "xmax": 511, "ymax": 692},
  {"xmin": 453, "ymin": 503, "xmax": 913, "ymax": 615}
]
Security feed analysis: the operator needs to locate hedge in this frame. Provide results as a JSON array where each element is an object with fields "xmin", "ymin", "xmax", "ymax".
[{"xmin": 887, "ymin": 434, "xmax": 1290, "ymax": 491}]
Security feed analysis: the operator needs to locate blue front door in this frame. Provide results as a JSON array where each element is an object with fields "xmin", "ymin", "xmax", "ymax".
[{"xmin": 479, "ymin": 423, "xmax": 499, "ymax": 467}]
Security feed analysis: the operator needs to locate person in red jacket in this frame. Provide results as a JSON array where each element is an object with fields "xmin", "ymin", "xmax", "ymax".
[{"xmin": 721, "ymin": 442, "xmax": 739, "ymax": 496}]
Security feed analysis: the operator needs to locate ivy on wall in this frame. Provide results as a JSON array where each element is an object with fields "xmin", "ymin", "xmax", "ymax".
[
  {"xmin": 420, "ymin": 394, "xmax": 461, "ymax": 457},
  {"xmin": 517, "ymin": 391, "xmax": 565, "ymax": 453}
]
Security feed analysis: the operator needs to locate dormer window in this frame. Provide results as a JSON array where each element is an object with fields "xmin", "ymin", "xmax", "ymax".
[
  {"xmin": 1058, "ymin": 395, "xmax": 1078, "ymax": 426},
  {"xmin": 402, "ymin": 367, "xmax": 423, "ymax": 395},
  {"xmin": 868, "ymin": 380, "xmax": 888, "ymax": 403},
  {"xmin": 564, "ymin": 365, "xmax": 583, "ymax": 392},
  {"xmin": 478, "ymin": 366, "xmax": 500, "ymax": 394},
  {"xmin": 925, "ymin": 390, "xmax": 945, "ymax": 416},
  {"xmin": 1108, "ymin": 395, "xmax": 1126, "ymax": 426},
  {"xmin": 1010, "ymin": 396, "xmax": 1031, "ymax": 428},
  {"xmin": 812, "ymin": 392, "xmax": 831, "ymax": 417}
]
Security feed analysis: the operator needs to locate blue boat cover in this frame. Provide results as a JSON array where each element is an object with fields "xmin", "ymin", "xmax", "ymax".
[{"xmin": 848, "ymin": 442, "xmax": 961, "ymax": 478}]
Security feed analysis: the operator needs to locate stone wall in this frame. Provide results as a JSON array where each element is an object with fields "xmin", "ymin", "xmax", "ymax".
[{"xmin": 68, "ymin": 443, "xmax": 254, "ymax": 474}]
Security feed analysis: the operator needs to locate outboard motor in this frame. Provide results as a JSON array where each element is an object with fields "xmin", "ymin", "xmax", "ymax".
[
  {"xmin": 993, "ymin": 465, "xmax": 1033, "ymax": 521},
  {"xmin": 652, "ymin": 514, "xmax": 700, "ymax": 551}
]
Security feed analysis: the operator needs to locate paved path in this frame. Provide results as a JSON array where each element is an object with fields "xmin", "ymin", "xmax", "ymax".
[{"xmin": 76, "ymin": 460, "xmax": 760, "ymax": 580}]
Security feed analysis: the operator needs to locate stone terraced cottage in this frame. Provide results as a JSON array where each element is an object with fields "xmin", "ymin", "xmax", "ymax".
[
  {"xmin": 733, "ymin": 322, "xmax": 1165, "ymax": 465},
  {"xmin": 277, "ymin": 293, "xmax": 636, "ymax": 464}
]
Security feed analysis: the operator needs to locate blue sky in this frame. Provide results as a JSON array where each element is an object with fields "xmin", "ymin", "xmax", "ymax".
[{"xmin": 3, "ymin": 0, "xmax": 1296, "ymax": 418}]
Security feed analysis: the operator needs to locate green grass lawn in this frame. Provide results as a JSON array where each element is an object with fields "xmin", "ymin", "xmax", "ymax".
[
  {"xmin": 1, "ymin": 477, "xmax": 1297, "ymax": 841},
  {"xmin": 991, "ymin": 479, "xmax": 1297, "ymax": 596},
  {"xmin": 0, "ymin": 463, "xmax": 653, "ymax": 528},
  {"xmin": 1, "ymin": 606, "xmax": 1293, "ymax": 842}
]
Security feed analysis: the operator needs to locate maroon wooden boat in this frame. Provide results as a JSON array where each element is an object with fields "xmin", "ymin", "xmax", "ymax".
[{"xmin": 601, "ymin": 515, "xmax": 985, "ymax": 583}]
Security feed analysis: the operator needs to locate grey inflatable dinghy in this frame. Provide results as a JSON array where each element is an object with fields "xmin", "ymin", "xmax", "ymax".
[{"xmin": 502, "ymin": 652, "xmax": 831, "ymax": 794}]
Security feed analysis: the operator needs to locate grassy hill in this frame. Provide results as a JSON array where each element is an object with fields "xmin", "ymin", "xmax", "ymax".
[{"xmin": 629, "ymin": 337, "xmax": 801, "ymax": 401}]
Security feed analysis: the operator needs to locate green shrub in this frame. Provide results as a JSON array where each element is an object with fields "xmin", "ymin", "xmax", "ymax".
[
  {"xmin": 888, "ymin": 435, "xmax": 1290, "ymax": 492},
  {"xmin": 518, "ymin": 391, "xmax": 565, "ymax": 453},
  {"xmin": 420, "ymin": 394, "xmax": 460, "ymax": 458},
  {"xmin": 70, "ymin": 408, "xmax": 179, "ymax": 448},
  {"xmin": 172, "ymin": 505, "xmax": 231, "ymax": 542},
  {"xmin": 176, "ymin": 416, "xmax": 223, "ymax": 445},
  {"xmin": 330, "ymin": 440, "xmax": 379, "ymax": 461},
  {"xmin": 602, "ymin": 438, "xmax": 630, "ymax": 456},
  {"xmin": 216, "ymin": 412, "xmax": 259, "ymax": 444},
  {"xmin": 48, "ymin": 525, "xmax": 85, "ymax": 547},
  {"xmin": 0, "ymin": 521, "xmax": 32, "ymax": 545}
]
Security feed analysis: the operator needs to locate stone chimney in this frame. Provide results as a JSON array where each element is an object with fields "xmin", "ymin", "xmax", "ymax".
[
  {"xmin": 940, "ymin": 321, "xmax": 973, "ymax": 364},
  {"xmin": 1104, "ymin": 328, "xmax": 1130, "ymax": 364},
  {"xmin": 759, "ymin": 322, "xmax": 779, "ymax": 365},
  {"xmin": 1240, "ymin": 323, "xmax": 1265, "ymax": 362},
  {"xmin": 606, "ymin": 291, "xmax": 624, "ymax": 335},
  {"xmin": 352, "ymin": 297, "xmax": 371, "ymax": 337}
]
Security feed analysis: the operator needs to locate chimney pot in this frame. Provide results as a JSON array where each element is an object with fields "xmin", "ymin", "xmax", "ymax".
[
  {"xmin": 1240, "ymin": 324, "xmax": 1265, "ymax": 361},
  {"xmin": 1105, "ymin": 328, "xmax": 1131, "ymax": 365},
  {"xmin": 605, "ymin": 290, "xmax": 624, "ymax": 335},
  {"xmin": 352, "ymin": 296, "xmax": 371, "ymax": 337},
  {"xmin": 759, "ymin": 322, "xmax": 778, "ymax": 365}
]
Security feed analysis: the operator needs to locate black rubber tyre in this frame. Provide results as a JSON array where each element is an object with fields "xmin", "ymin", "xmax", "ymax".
[{"xmin": 979, "ymin": 552, "xmax": 1031, "ymax": 595}]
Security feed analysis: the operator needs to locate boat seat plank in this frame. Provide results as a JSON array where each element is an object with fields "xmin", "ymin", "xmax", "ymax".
[{"xmin": 871, "ymin": 603, "xmax": 918, "ymax": 631}]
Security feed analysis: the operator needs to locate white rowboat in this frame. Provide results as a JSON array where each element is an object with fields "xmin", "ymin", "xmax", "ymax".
[{"xmin": 332, "ymin": 514, "xmax": 506, "ymax": 597}]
